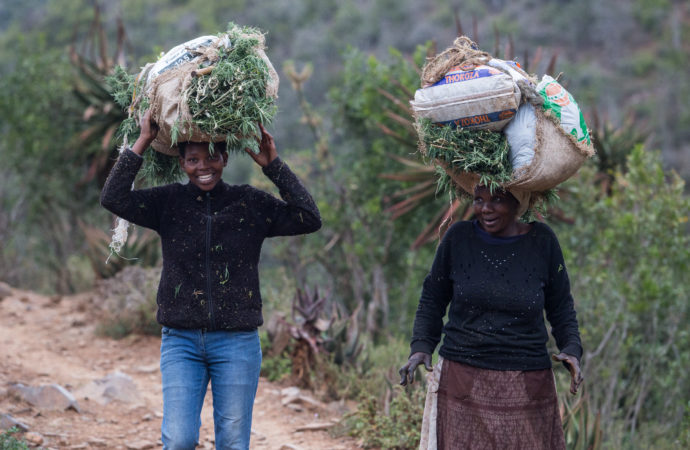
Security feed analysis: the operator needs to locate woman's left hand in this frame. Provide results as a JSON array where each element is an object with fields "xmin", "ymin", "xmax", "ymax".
[
  {"xmin": 552, "ymin": 353, "xmax": 583, "ymax": 395},
  {"xmin": 245, "ymin": 123, "xmax": 278, "ymax": 167}
]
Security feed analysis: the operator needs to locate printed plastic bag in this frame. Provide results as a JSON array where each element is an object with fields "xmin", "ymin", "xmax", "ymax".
[
  {"xmin": 504, "ymin": 102, "xmax": 537, "ymax": 171},
  {"xmin": 411, "ymin": 63, "xmax": 521, "ymax": 131},
  {"xmin": 537, "ymin": 75, "xmax": 590, "ymax": 145}
]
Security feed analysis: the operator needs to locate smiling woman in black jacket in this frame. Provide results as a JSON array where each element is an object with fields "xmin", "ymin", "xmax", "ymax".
[{"xmin": 101, "ymin": 110, "xmax": 321, "ymax": 449}]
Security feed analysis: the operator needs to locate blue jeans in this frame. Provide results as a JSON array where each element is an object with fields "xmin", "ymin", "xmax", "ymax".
[{"xmin": 160, "ymin": 327, "xmax": 262, "ymax": 450}]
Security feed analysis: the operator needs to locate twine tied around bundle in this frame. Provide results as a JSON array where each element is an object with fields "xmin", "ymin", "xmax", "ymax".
[{"xmin": 421, "ymin": 36, "xmax": 491, "ymax": 87}]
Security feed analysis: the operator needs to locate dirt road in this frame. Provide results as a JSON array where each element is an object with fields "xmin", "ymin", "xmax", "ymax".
[{"xmin": 0, "ymin": 285, "xmax": 357, "ymax": 449}]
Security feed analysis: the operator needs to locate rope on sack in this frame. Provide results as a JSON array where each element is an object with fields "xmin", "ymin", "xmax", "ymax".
[
  {"xmin": 106, "ymin": 140, "xmax": 138, "ymax": 264},
  {"xmin": 421, "ymin": 36, "xmax": 491, "ymax": 87}
]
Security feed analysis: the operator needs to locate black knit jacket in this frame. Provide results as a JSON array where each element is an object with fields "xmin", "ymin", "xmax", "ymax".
[
  {"xmin": 410, "ymin": 221, "xmax": 582, "ymax": 371},
  {"xmin": 101, "ymin": 149, "xmax": 321, "ymax": 331}
]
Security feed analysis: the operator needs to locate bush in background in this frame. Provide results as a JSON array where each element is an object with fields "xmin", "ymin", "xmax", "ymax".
[
  {"xmin": 553, "ymin": 146, "xmax": 689, "ymax": 448},
  {"xmin": 0, "ymin": 428, "xmax": 29, "ymax": 450},
  {"xmin": 93, "ymin": 266, "xmax": 162, "ymax": 339}
]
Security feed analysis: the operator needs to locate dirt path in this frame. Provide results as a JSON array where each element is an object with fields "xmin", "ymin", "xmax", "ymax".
[{"xmin": 0, "ymin": 285, "xmax": 358, "ymax": 449}]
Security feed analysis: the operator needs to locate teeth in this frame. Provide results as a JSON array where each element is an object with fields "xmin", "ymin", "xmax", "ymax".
[{"xmin": 199, "ymin": 175, "xmax": 213, "ymax": 181}]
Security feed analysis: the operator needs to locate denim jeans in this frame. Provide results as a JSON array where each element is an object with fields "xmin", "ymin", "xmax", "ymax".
[{"xmin": 160, "ymin": 327, "xmax": 262, "ymax": 450}]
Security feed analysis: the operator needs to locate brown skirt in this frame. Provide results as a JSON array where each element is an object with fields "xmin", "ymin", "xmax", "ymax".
[{"xmin": 433, "ymin": 359, "xmax": 565, "ymax": 450}]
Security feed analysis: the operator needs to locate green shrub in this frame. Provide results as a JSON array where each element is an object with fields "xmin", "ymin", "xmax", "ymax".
[
  {"xmin": 342, "ymin": 385, "xmax": 426, "ymax": 449},
  {"xmin": 553, "ymin": 146, "xmax": 689, "ymax": 447},
  {"xmin": 0, "ymin": 428, "xmax": 29, "ymax": 450},
  {"xmin": 94, "ymin": 266, "xmax": 162, "ymax": 339},
  {"xmin": 259, "ymin": 329, "xmax": 293, "ymax": 382}
]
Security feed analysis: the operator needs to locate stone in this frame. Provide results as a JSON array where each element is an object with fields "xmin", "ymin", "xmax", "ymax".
[
  {"xmin": 75, "ymin": 371, "xmax": 140, "ymax": 405},
  {"xmin": 279, "ymin": 445, "xmax": 303, "ymax": 450},
  {"xmin": 125, "ymin": 441, "xmax": 154, "ymax": 450},
  {"xmin": 295, "ymin": 422, "xmax": 336, "ymax": 432},
  {"xmin": 134, "ymin": 364, "xmax": 158, "ymax": 374},
  {"xmin": 286, "ymin": 403, "xmax": 303, "ymax": 413},
  {"xmin": 24, "ymin": 432, "xmax": 44, "ymax": 446},
  {"xmin": 0, "ymin": 281, "xmax": 11, "ymax": 300},
  {"xmin": 88, "ymin": 438, "xmax": 108, "ymax": 447},
  {"xmin": 280, "ymin": 387, "xmax": 300, "ymax": 397},
  {"xmin": 9, "ymin": 383, "xmax": 80, "ymax": 412},
  {"xmin": 281, "ymin": 393, "xmax": 325, "ymax": 410},
  {"xmin": 0, "ymin": 413, "xmax": 30, "ymax": 431}
]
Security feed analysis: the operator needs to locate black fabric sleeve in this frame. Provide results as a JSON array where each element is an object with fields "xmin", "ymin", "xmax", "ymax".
[
  {"xmin": 409, "ymin": 229, "xmax": 454, "ymax": 356},
  {"xmin": 543, "ymin": 228, "xmax": 583, "ymax": 361},
  {"xmin": 99, "ymin": 149, "xmax": 168, "ymax": 232},
  {"xmin": 260, "ymin": 157, "xmax": 322, "ymax": 237}
]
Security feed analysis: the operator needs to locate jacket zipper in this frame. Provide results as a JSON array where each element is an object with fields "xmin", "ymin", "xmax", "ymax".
[{"xmin": 205, "ymin": 191, "xmax": 214, "ymax": 329}]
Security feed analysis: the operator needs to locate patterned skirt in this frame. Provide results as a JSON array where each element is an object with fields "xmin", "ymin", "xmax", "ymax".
[{"xmin": 419, "ymin": 357, "xmax": 565, "ymax": 450}]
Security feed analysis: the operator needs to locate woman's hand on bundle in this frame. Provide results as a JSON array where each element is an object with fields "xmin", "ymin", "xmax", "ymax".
[
  {"xmin": 399, "ymin": 352, "xmax": 433, "ymax": 386},
  {"xmin": 552, "ymin": 353, "xmax": 583, "ymax": 395},
  {"xmin": 245, "ymin": 123, "xmax": 278, "ymax": 167},
  {"xmin": 131, "ymin": 109, "xmax": 159, "ymax": 156}
]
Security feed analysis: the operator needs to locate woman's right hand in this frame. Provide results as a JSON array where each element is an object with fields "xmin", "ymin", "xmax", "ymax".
[
  {"xmin": 131, "ymin": 109, "xmax": 159, "ymax": 155},
  {"xmin": 399, "ymin": 352, "xmax": 433, "ymax": 386}
]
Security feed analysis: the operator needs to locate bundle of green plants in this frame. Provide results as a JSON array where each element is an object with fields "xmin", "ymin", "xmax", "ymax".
[
  {"xmin": 418, "ymin": 118, "xmax": 513, "ymax": 192},
  {"xmin": 426, "ymin": 125, "xmax": 559, "ymax": 221},
  {"xmin": 107, "ymin": 23, "xmax": 277, "ymax": 185},
  {"xmin": 183, "ymin": 25, "xmax": 275, "ymax": 152}
]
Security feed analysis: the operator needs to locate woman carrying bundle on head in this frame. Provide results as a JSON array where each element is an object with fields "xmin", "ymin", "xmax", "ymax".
[
  {"xmin": 400, "ymin": 34, "xmax": 591, "ymax": 448},
  {"xmin": 399, "ymin": 183, "xmax": 583, "ymax": 449},
  {"xmin": 101, "ymin": 111, "xmax": 321, "ymax": 449}
]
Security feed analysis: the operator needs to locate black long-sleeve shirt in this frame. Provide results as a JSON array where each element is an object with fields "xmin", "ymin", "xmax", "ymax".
[
  {"xmin": 101, "ymin": 149, "xmax": 321, "ymax": 331},
  {"xmin": 410, "ymin": 220, "xmax": 582, "ymax": 370}
]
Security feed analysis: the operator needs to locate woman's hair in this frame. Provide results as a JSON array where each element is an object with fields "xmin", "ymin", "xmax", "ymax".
[{"xmin": 178, "ymin": 141, "xmax": 228, "ymax": 158}]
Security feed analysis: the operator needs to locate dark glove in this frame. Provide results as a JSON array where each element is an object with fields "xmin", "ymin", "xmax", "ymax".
[
  {"xmin": 552, "ymin": 352, "xmax": 583, "ymax": 395},
  {"xmin": 399, "ymin": 352, "xmax": 433, "ymax": 386}
]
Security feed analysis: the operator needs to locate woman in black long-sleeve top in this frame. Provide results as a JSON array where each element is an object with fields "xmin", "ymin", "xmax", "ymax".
[
  {"xmin": 399, "ymin": 185, "xmax": 582, "ymax": 450},
  {"xmin": 101, "ymin": 111, "xmax": 321, "ymax": 449}
]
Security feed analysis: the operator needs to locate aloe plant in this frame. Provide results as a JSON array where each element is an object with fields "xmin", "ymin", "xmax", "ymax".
[
  {"xmin": 78, "ymin": 220, "xmax": 160, "ymax": 279},
  {"xmin": 560, "ymin": 390, "xmax": 603, "ymax": 450},
  {"xmin": 70, "ymin": 4, "xmax": 128, "ymax": 187},
  {"xmin": 263, "ymin": 285, "xmax": 365, "ymax": 388}
]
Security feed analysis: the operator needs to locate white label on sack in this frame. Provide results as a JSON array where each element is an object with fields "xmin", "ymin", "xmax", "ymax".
[{"xmin": 146, "ymin": 35, "xmax": 231, "ymax": 86}]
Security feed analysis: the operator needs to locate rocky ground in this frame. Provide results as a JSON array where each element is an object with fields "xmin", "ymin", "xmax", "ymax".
[{"xmin": 0, "ymin": 282, "xmax": 358, "ymax": 449}]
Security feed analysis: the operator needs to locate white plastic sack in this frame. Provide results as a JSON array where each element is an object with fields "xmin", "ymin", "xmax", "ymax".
[
  {"xmin": 504, "ymin": 102, "xmax": 537, "ymax": 171},
  {"xmin": 411, "ymin": 63, "xmax": 521, "ymax": 131}
]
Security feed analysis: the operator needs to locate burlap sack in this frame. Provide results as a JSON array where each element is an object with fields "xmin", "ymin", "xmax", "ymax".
[
  {"xmin": 440, "ymin": 108, "xmax": 594, "ymax": 194},
  {"xmin": 139, "ymin": 33, "xmax": 279, "ymax": 156}
]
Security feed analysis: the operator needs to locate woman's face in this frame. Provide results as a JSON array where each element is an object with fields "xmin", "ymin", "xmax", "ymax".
[
  {"xmin": 473, "ymin": 186, "xmax": 520, "ymax": 237},
  {"xmin": 179, "ymin": 143, "xmax": 228, "ymax": 191}
]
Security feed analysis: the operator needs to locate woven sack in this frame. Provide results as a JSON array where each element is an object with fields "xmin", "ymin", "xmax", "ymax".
[
  {"xmin": 136, "ymin": 33, "xmax": 279, "ymax": 156},
  {"xmin": 441, "ymin": 107, "xmax": 594, "ymax": 194}
]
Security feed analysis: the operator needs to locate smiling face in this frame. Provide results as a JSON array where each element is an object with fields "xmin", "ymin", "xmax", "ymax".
[
  {"xmin": 179, "ymin": 142, "xmax": 228, "ymax": 191},
  {"xmin": 473, "ymin": 185, "xmax": 521, "ymax": 237}
]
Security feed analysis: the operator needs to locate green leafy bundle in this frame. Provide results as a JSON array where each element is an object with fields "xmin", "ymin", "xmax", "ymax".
[
  {"xmin": 106, "ymin": 23, "xmax": 276, "ymax": 185},
  {"xmin": 418, "ymin": 118, "xmax": 513, "ymax": 191},
  {"xmin": 419, "ymin": 119, "xmax": 559, "ymax": 219},
  {"xmin": 184, "ymin": 24, "xmax": 276, "ymax": 155}
]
